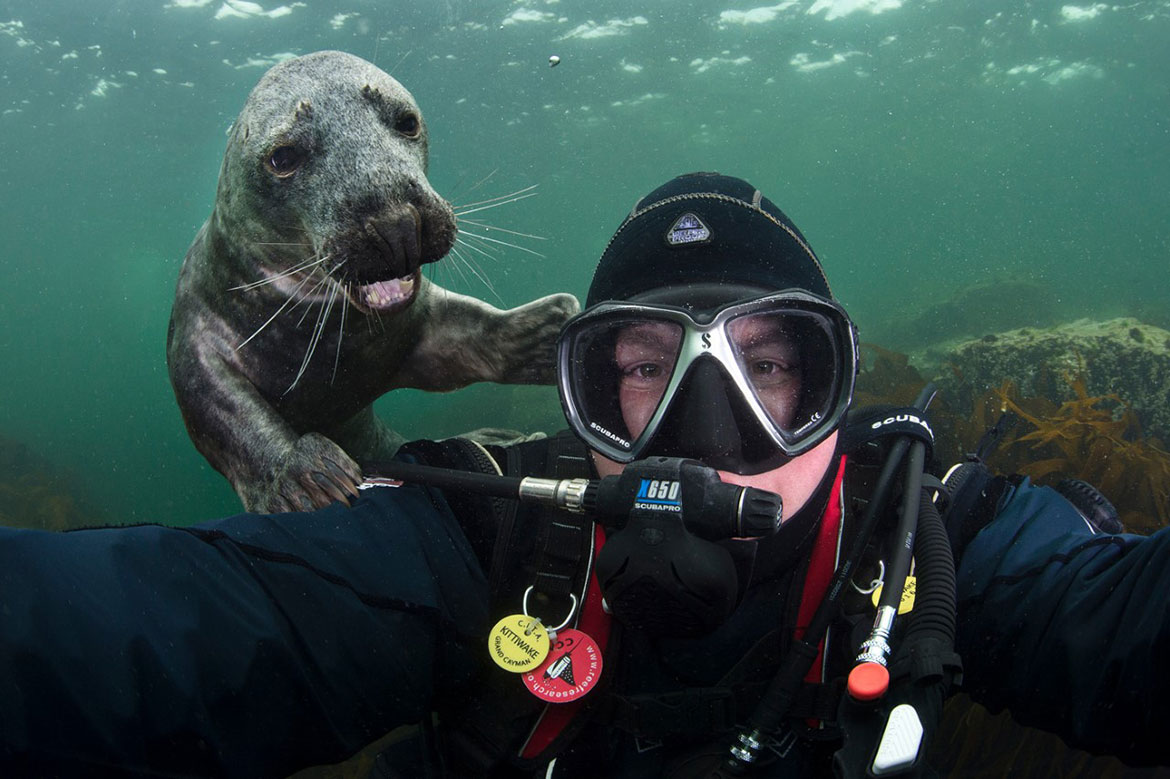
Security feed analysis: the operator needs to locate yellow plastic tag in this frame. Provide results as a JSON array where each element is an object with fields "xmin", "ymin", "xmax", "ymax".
[
  {"xmin": 871, "ymin": 575, "xmax": 916, "ymax": 615},
  {"xmin": 488, "ymin": 614, "xmax": 551, "ymax": 673}
]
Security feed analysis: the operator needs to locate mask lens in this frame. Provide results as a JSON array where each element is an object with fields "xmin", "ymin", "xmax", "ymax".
[
  {"xmin": 725, "ymin": 308, "xmax": 843, "ymax": 446},
  {"xmin": 560, "ymin": 294, "xmax": 855, "ymax": 465},
  {"xmin": 564, "ymin": 316, "xmax": 685, "ymax": 456}
]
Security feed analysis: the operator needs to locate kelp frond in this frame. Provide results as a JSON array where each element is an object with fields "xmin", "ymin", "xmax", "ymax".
[{"xmin": 992, "ymin": 375, "xmax": 1170, "ymax": 533}]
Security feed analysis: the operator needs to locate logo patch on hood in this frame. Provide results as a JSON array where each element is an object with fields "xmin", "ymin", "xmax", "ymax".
[{"xmin": 666, "ymin": 212, "xmax": 712, "ymax": 246}]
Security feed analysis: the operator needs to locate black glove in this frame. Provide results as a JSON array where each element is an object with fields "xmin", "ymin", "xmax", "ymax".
[{"xmin": 939, "ymin": 461, "xmax": 1017, "ymax": 561}]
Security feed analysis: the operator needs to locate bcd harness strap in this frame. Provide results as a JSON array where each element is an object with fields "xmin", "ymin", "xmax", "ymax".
[
  {"xmin": 436, "ymin": 404, "xmax": 936, "ymax": 771},
  {"xmin": 587, "ymin": 455, "xmax": 849, "ymax": 749},
  {"xmin": 460, "ymin": 440, "xmax": 856, "ymax": 767},
  {"xmin": 514, "ymin": 433, "xmax": 612, "ymax": 763},
  {"xmin": 841, "ymin": 405, "xmax": 935, "ymax": 462},
  {"xmin": 432, "ymin": 432, "xmax": 613, "ymax": 775}
]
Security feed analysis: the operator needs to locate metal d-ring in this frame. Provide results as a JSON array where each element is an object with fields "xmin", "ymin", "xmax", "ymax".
[
  {"xmin": 522, "ymin": 585, "xmax": 579, "ymax": 633},
  {"xmin": 851, "ymin": 559, "xmax": 885, "ymax": 595}
]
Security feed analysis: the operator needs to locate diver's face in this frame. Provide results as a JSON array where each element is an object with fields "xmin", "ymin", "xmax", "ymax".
[
  {"xmin": 600, "ymin": 317, "xmax": 831, "ymax": 520},
  {"xmin": 612, "ymin": 316, "xmax": 803, "ymax": 441}
]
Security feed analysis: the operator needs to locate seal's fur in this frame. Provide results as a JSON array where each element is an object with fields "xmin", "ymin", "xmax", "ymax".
[{"xmin": 167, "ymin": 51, "xmax": 577, "ymax": 512}]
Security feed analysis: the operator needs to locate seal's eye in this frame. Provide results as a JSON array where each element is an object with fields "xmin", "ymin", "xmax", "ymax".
[
  {"xmin": 267, "ymin": 145, "xmax": 305, "ymax": 178},
  {"xmin": 394, "ymin": 112, "xmax": 421, "ymax": 139}
]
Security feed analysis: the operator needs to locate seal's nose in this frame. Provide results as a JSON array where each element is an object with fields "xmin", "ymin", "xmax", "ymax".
[
  {"xmin": 412, "ymin": 182, "xmax": 456, "ymax": 263},
  {"xmin": 364, "ymin": 204, "xmax": 422, "ymax": 278}
]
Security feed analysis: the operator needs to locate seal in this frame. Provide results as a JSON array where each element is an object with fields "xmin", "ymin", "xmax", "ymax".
[{"xmin": 166, "ymin": 51, "xmax": 578, "ymax": 513}]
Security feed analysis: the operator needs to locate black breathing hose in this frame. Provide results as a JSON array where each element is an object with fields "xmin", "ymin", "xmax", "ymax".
[
  {"xmin": 707, "ymin": 385, "xmax": 937, "ymax": 777},
  {"xmin": 367, "ymin": 459, "xmax": 524, "ymax": 499},
  {"xmin": 902, "ymin": 489, "xmax": 956, "ymax": 652},
  {"xmin": 830, "ymin": 481, "xmax": 958, "ymax": 779},
  {"xmin": 737, "ymin": 436, "xmax": 912, "ymax": 738},
  {"xmin": 878, "ymin": 442, "xmax": 925, "ymax": 617}
]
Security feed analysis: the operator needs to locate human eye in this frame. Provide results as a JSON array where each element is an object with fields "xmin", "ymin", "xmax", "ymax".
[
  {"xmin": 621, "ymin": 360, "xmax": 670, "ymax": 386},
  {"xmin": 748, "ymin": 357, "xmax": 796, "ymax": 385},
  {"xmin": 614, "ymin": 327, "xmax": 677, "ymax": 386},
  {"xmin": 750, "ymin": 359, "xmax": 782, "ymax": 376}
]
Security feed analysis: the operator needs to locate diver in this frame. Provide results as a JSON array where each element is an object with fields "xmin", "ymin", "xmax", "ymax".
[{"xmin": 0, "ymin": 173, "xmax": 1168, "ymax": 778}]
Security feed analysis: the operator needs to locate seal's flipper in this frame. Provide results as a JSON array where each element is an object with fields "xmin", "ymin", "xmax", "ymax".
[
  {"xmin": 395, "ymin": 286, "xmax": 580, "ymax": 390},
  {"xmin": 255, "ymin": 432, "xmax": 364, "ymax": 514}
]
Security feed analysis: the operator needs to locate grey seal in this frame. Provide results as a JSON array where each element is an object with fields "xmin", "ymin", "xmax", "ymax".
[{"xmin": 166, "ymin": 51, "xmax": 578, "ymax": 513}]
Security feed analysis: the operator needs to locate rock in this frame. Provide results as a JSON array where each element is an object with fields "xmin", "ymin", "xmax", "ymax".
[{"xmin": 926, "ymin": 318, "xmax": 1170, "ymax": 443}]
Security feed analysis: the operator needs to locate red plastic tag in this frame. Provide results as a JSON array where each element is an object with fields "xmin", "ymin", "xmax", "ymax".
[{"xmin": 522, "ymin": 628, "xmax": 603, "ymax": 703}]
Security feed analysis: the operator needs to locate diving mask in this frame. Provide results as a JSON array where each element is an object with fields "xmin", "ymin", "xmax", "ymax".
[{"xmin": 557, "ymin": 288, "xmax": 858, "ymax": 475}]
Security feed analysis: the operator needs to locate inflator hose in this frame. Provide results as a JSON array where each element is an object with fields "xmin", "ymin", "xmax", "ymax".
[
  {"xmin": 831, "ymin": 483, "xmax": 958, "ymax": 779},
  {"xmin": 900, "ymin": 488, "xmax": 956, "ymax": 652}
]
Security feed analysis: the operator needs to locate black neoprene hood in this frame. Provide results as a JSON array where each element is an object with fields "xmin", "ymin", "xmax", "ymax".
[{"xmin": 586, "ymin": 172, "xmax": 832, "ymax": 307}]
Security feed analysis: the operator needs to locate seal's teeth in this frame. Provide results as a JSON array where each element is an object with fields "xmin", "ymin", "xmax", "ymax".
[
  {"xmin": 362, "ymin": 284, "xmax": 385, "ymax": 307},
  {"xmin": 360, "ymin": 275, "xmax": 416, "ymax": 309}
]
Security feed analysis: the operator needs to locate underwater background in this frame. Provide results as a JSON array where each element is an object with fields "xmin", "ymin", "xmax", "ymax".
[{"xmin": 1, "ymin": 0, "xmax": 1167, "ymax": 527}]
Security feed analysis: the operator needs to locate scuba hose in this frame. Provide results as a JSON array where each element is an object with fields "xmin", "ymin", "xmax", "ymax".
[
  {"xmin": 833, "ymin": 462, "xmax": 959, "ymax": 778},
  {"xmin": 369, "ymin": 385, "xmax": 954, "ymax": 777},
  {"xmin": 679, "ymin": 384, "xmax": 951, "ymax": 778},
  {"xmin": 372, "ymin": 456, "xmax": 785, "ymax": 540},
  {"xmin": 850, "ymin": 440, "xmax": 928, "ymax": 697},
  {"xmin": 722, "ymin": 435, "xmax": 914, "ymax": 767}
]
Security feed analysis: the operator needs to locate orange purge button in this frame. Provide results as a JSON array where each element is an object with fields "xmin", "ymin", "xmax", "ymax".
[{"xmin": 848, "ymin": 661, "xmax": 889, "ymax": 701}]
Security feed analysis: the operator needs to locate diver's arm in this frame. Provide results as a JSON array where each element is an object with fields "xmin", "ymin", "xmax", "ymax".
[
  {"xmin": 0, "ymin": 484, "xmax": 488, "ymax": 778},
  {"xmin": 955, "ymin": 479, "xmax": 1170, "ymax": 764}
]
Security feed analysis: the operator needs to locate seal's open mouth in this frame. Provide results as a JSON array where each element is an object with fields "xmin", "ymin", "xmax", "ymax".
[{"xmin": 351, "ymin": 270, "xmax": 420, "ymax": 313}]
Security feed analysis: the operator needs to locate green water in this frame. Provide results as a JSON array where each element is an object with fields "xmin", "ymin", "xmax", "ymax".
[{"xmin": 1, "ymin": 0, "xmax": 1166, "ymax": 526}]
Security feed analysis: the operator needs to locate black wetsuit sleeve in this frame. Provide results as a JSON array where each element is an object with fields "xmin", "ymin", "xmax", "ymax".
[
  {"xmin": 955, "ymin": 478, "xmax": 1170, "ymax": 764},
  {"xmin": 0, "ymin": 483, "xmax": 488, "ymax": 778}
]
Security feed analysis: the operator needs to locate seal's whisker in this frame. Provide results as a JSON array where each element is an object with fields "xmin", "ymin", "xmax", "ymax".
[
  {"xmin": 447, "ymin": 246, "xmax": 504, "ymax": 303},
  {"xmin": 288, "ymin": 256, "xmax": 346, "ymax": 319},
  {"xmin": 293, "ymin": 274, "xmax": 334, "ymax": 327},
  {"xmin": 269, "ymin": 223, "xmax": 318, "ymax": 238},
  {"xmin": 443, "ymin": 247, "xmax": 475, "ymax": 288},
  {"xmin": 358, "ymin": 285, "xmax": 376, "ymax": 335},
  {"xmin": 428, "ymin": 249, "xmax": 459, "ymax": 291},
  {"xmin": 451, "ymin": 182, "xmax": 535, "ymax": 210},
  {"xmin": 234, "ymin": 270, "xmax": 319, "ymax": 351},
  {"xmin": 449, "ymin": 245, "xmax": 503, "ymax": 304},
  {"xmin": 454, "ymin": 188, "xmax": 538, "ymax": 217},
  {"xmin": 447, "ymin": 168, "xmax": 499, "ymax": 204},
  {"xmin": 457, "ymin": 219, "xmax": 547, "ymax": 242},
  {"xmin": 331, "ymin": 291, "xmax": 348, "ymax": 386},
  {"xmin": 230, "ymin": 254, "xmax": 331, "ymax": 292},
  {"xmin": 340, "ymin": 280, "xmax": 377, "ymax": 336},
  {"xmin": 451, "ymin": 238, "xmax": 502, "ymax": 293},
  {"xmin": 458, "ymin": 229, "xmax": 547, "ymax": 259},
  {"xmin": 287, "ymin": 283, "xmax": 340, "ymax": 394},
  {"xmin": 386, "ymin": 48, "xmax": 412, "ymax": 77},
  {"xmin": 454, "ymin": 234, "xmax": 500, "ymax": 260}
]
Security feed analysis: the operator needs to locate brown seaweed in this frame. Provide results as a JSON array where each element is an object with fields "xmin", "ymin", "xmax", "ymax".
[
  {"xmin": 854, "ymin": 344, "xmax": 977, "ymax": 469},
  {"xmin": 991, "ymin": 377, "xmax": 1170, "ymax": 535},
  {"xmin": 859, "ymin": 348, "xmax": 1170, "ymax": 776},
  {"xmin": 0, "ymin": 433, "xmax": 107, "ymax": 531},
  {"xmin": 855, "ymin": 344, "xmax": 1170, "ymax": 535}
]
